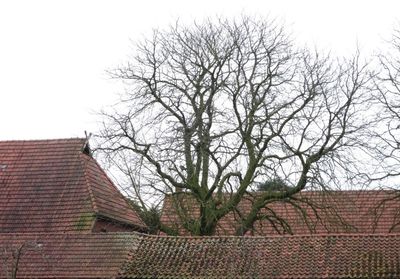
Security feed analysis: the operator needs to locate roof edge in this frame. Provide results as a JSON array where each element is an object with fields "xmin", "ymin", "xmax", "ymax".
[
  {"xmin": 95, "ymin": 213, "xmax": 148, "ymax": 232},
  {"xmin": 84, "ymin": 154, "xmax": 148, "ymax": 230},
  {"xmin": 135, "ymin": 231, "xmax": 400, "ymax": 239},
  {"xmin": 79, "ymin": 153, "xmax": 99, "ymax": 217},
  {"xmin": 0, "ymin": 137, "xmax": 86, "ymax": 143},
  {"xmin": 2, "ymin": 231, "xmax": 400, "ymax": 238}
]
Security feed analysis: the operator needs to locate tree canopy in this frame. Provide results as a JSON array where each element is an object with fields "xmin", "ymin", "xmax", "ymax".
[{"xmin": 98, "ymin": 17, "xmax": 386, "ymax": 236}]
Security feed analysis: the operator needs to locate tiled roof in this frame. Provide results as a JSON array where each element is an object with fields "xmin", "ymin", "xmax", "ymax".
[
  {"xmin": 1, "ymin": 232, "xmax": 400, "ymax": 278},
  {"xmin": 124, "ymin": 233, "xmax": 400, "ymax": 278},
  {"xmin": 161, "ymin": 191, "xmax": 400, "ymax": 235},
  {"xmin": 0, "ymin": 138, "xmax": 146, "ymax": 233},
  {"xmin": 0, "ymin": 233, "xmax": 137, "ymax": 278}
]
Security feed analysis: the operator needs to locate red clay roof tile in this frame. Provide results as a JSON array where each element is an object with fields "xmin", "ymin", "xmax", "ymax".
[
  {"xmin": 0, "ymin": 233, "xmax": 137, "ymax": 278},
  {"xmin": 123, "ymin": 233, "xmax": 400, "ymax": 278},
  {"xmin": 0, "ymin": 138, "xmax": 146, "ymax": 233},
  {"xmin": 161, "ymin": 191, "xmax": 400, "ymax": 235},
  {"xmin": 1, "ymin": 232, "xmax": 400, "ymax": 278}
]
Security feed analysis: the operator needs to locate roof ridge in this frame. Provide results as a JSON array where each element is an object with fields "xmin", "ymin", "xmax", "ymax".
[
  {"xmin": 0, "ymin": 232, "xmax": 142, "ymax": 237},
  {"xmin": 134, "ymin": 231, "xmax": 400, "ymax": 239},
  {"xmin": 79, "ymin": 153, "xmax": 99, "ymax": 218},
  {"xmin": 163, "ymin": 189, "xmax": 397, "ymax": 197},
  {"xmin": 0, "ymin": 137, "xmax": 86, "ymax": 143},
  {"xmin": 2, "ymin": 231, "xmax": 400, "ymax": 239}
]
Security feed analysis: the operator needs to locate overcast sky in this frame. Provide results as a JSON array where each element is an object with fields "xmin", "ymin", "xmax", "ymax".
[{"xmin": 0, "ymin": 0, "xmax": 399, "ymax": 141}]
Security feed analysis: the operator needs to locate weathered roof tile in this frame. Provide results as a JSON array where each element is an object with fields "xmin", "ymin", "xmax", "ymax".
[
  {"xmin": 0, "ymin": 138, "xmax": 146, "ymax": 233},
  {"xmin": 0, "ymin": 233, "xmax": 138, "ymax": 278},
  {"xmin": 2, "ymin": 232, "xmax": 400, "ymax": 278},
  {"xmin": 122, "ymin": 233, "xmax": 400, "ymax": 278},
  {"xmin": 161, "ymin": 191, "xmax": 400, "ymax": 235}
]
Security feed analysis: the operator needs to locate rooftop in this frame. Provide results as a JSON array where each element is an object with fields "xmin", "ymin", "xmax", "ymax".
[
  {"xmin": 1, "ymin": 232, "xmax": 400, "ymax": 278},
  {"xmin": 0, "ymin": 138, "xmax": 146, "ymax": 233},
  {"xmin": 161, "ymin": 191, "xmax": 400, "ymax": 235}
]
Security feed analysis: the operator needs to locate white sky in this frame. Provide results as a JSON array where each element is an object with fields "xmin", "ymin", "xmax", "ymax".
[{"xmin": 0, "ymin": 0, "xmax": 399, "ymax": 140}]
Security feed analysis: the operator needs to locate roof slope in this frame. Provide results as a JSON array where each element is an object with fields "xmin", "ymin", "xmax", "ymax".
[
  {"xmin": 0, "ymin": 138, "xmax": 145, "ymax": 233},
  {"xmin": 122, "ymin": 233, "xmax": 400, "ymax": 279},
  {"xmin": 1, "ymin": 232, "xmax": 400, "ymax": 278},
  {"xmin": 161, "ymin": 191, "xmax": 400, "ymax": 235},
  {"xmin": 0, "ymin": 233, "xmax": 137, "ymax": 278}
]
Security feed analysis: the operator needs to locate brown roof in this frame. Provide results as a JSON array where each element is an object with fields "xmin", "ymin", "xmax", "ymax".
[
  {"xmin": 0, "ymin": 138, "xmax": 146, "ymax": 233},
  {"xmin": 161, "ymin": 191, "xmax": 400, "ymax": 235},
  {"xmin": 1, "ymin": 232, "xmax": 400, "ymax": 278},
  {"xmin": 123, "ymin": 233, "xmax": 400, "ymax": 279},
  {"xmin": 0, "ymin": 233, "xmax": 137, "ymax": 278}
]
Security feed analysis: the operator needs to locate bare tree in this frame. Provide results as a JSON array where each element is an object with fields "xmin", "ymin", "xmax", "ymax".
[
  {"xmin": 98, "ymin": 17, "xmax": 376, "ymax": 236},
  {"xmin": 374, "ymin": 28, "xmax": 400, "ymax": 181}
]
